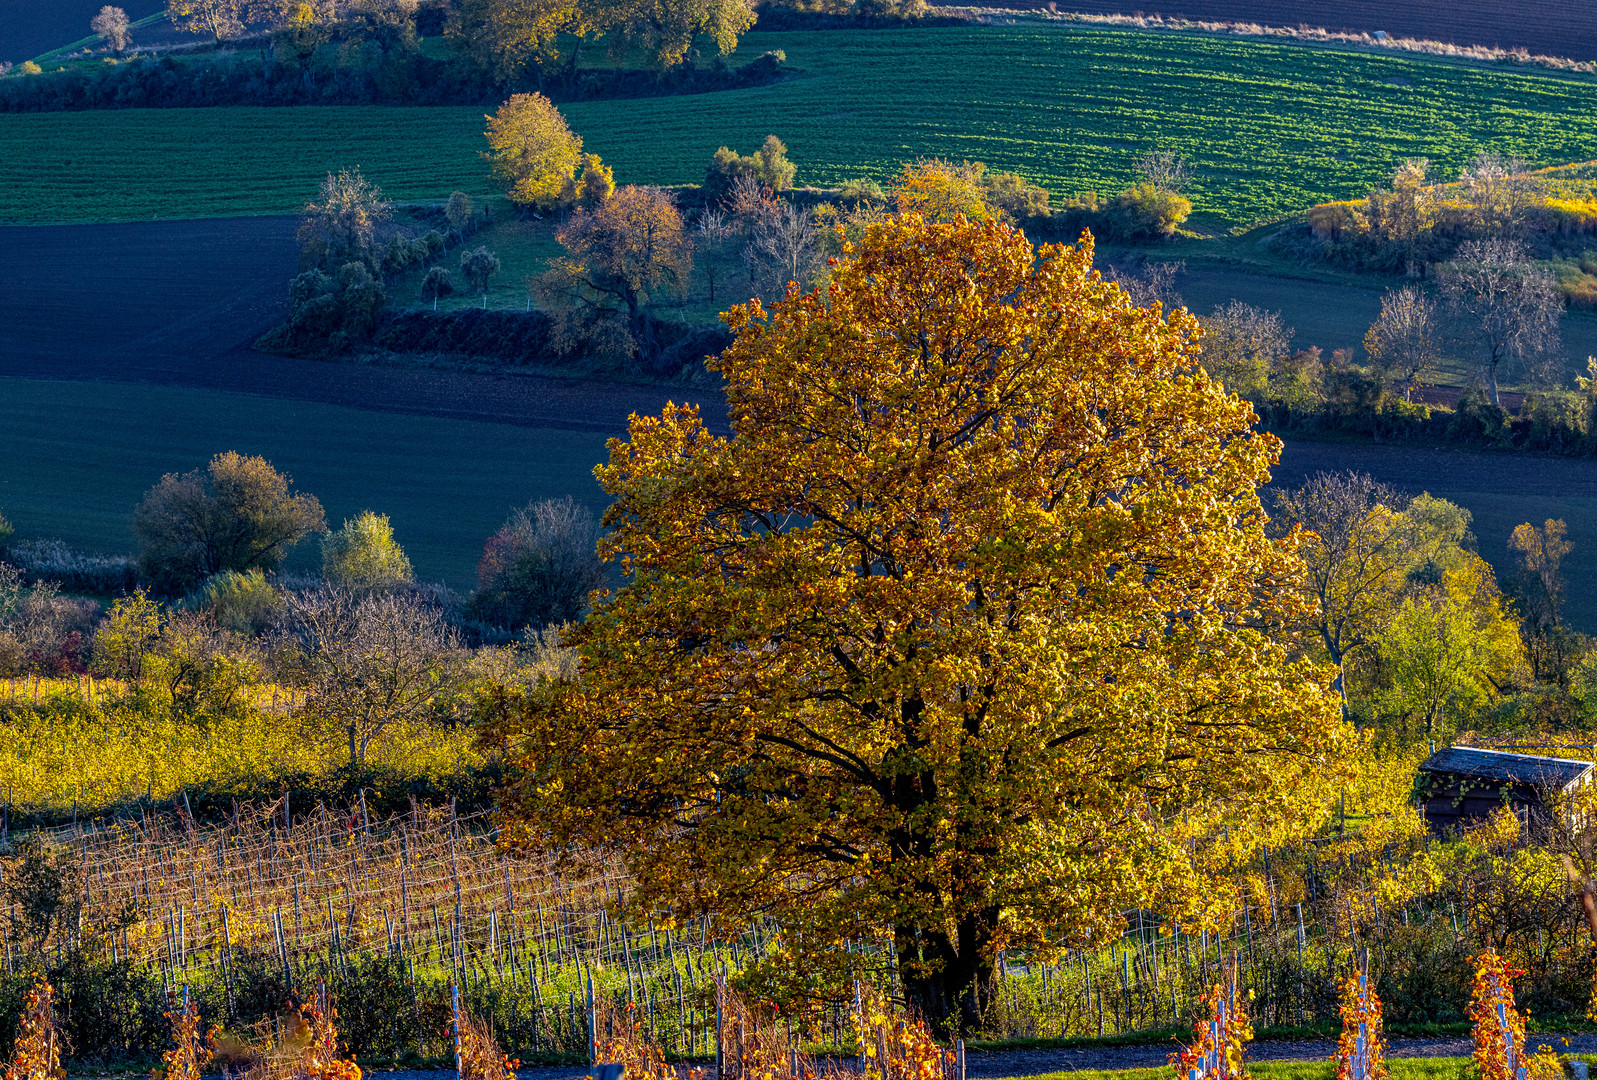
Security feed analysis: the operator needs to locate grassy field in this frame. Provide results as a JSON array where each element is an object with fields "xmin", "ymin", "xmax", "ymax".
[
  {"xmin": 0, "ymin": 379, "xmax": 612, "ymax": 588},
  {"xmin": 5, "ymin": 25, "xmax": 1597, "ymax": 226}
]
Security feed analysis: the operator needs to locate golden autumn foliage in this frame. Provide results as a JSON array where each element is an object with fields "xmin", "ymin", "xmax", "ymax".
[
  {"xmin": 483, "ymin": 93, "xmax": 584, "ymax": 210},
  {"xmin": 486, "ymin": 214, "xmax": 1350, "ymax": 1032}
]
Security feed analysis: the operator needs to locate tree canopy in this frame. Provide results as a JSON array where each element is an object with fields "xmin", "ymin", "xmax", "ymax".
[
  {"xmin": 132, "ymin": 452, "xmax": 326, "ymax": 594},
  {"xmin": 483, "ymin": 93, "xmax": 584, "ymax": 210},
  {"xmin": 486, "ymin": 214, "xmax": 1349, "ymax": 1033}
]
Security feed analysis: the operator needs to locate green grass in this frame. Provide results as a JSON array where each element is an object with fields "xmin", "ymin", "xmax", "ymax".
[
  {"xmin": 393, "ymin": 205, "xmax": 567, "ymax": 312},
  {"xmin": 0, "ymin": 379, "xmax": 612, "ymax": 588},
  {"xmin": 6, "ymin": 24, "xmax": 1597, "ymax": 226},
  {"xmin": 1005, "ymin": 1054, "xmax": 1597, "ymax": 1080}
]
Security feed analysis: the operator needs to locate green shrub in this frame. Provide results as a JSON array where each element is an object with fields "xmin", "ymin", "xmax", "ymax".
[
  {"xmin": 704, "ymin": 135, "xmax": 795, "ymax": 201},
  {"xmin": 322, "ymin": 512, "xmax": 415, "ymax": 593},
  {"xmin": 1103, "ymin": 182, "xmax": 1192, "ymax": 240},
  {"xmin": 982, "ymin": 169, "xmax": 1051, "ymax": 222},
  {"xmin": 200, "ymin": 568, "xmax": 280, "ymax": 635}
]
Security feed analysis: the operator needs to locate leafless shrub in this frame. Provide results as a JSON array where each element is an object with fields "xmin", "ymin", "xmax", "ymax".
[{"xmin": 279, "ymin": 586, "xmax": 462, "ymax": 767}]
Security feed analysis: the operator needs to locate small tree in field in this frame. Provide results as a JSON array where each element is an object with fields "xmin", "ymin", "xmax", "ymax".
[
  {"xmin": 1363, "ymin": 285, "xmax": 1439, "ymax": 401},
  {"xmin": 283, "ymin": 586, "xmax": 460, "ymax": 768},
  {"xmin": 91, "ymin": 6, "xmax": 132, "ymax": 51},
  {"xmin": 483, "ymin": 93, "xmax": 583, "ymax": 211},
  {"xmin": 468, "ymin": 496, "xmax": 604, "ymax": 631},
  {"xmin": 460, "ymin": 246, "xmax": 501, "ymax": 305},
  {"xmin": 1137, "ymin": 148, "xmax": 1193, "ymax": 194},
  {"xmin": 536, "ymin": 186, "xmax": 691, "ymax": 360},
  {"xmin": 576, "ymin": 154, "xmax": 615, "ymax": 207},
  {"xmin": 132, "ymin": 452, "xmax": 326, "ymax": 594},
  {"xmin": 298, "ymin": 167, "xmax": 393, "ymax": 274},
  {"xmin": 421, "ymin": 266, "xmax": 454, "ymax": 310},
  {"xmin": 445, "ymin": 191, "xmax": 474, "ymax": 239},
  {"xmin": 1439, "ymin": 238, "xmax": 1562, "ymax": 406}
]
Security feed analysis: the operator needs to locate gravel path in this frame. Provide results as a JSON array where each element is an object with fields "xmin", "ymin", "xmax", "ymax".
[{"xmin": 269, "ymin": 1036, "xmax": 1597, "ymax": 1080}]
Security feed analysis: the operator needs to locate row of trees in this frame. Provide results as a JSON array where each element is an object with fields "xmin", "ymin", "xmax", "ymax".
[
  {"xmin": 1282, "ymin": 470, "xmax": 1595, "ymax": 738},
  {"xmin": 155, "ymin": 0, "xmax": 766, "ymax": 81},
  {"xmin": 1303, "ymin": 151, "xmax": 1597, "ymax": 279},
  {"xmin": 1194, "ymin": 238, "xmax": 1563, "ymax": 420}
]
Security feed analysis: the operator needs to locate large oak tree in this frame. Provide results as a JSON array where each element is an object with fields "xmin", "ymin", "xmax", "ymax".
[{"xmin": 486, "ymin": 215, "xmax": 1349, "ymax": 1032}]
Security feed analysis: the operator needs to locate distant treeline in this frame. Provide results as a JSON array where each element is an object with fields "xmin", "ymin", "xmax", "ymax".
[{"xmin": 0, "ymin": 47, "xmax": 786, "ymax": 112}]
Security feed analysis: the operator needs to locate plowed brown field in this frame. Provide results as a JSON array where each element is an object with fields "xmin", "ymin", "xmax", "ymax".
[{"xmin": 976, "ymin": 0, "xmax": 1597, "ymax": 62}]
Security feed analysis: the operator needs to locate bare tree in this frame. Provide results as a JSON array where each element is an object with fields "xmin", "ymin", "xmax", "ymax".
[
  {"xmin": 1363, "ymin": 284, "xmax": 1440, "ymax": 401},
  {"xmin": 1439, "ymin": 238, "xmax": 1563, "ymax": 406},
  {"xmin": 281, "ymin": 587, "xmax": 461, "ymax": 767},
  {"xmin": 748, "ymin": 202, "xmax": 817, "ymax": 298},
  {"xmin": 91, "ymin": 6, "xmax": 132, "ymax": 50},
  {"xmin": 694, "ymin": 209, "xmax": 736, "ymax": 304},
  {"xmin": 1274, "ymin": 472, "xmax": 1422, "ymax": 714},
  {"xmin": 1458, "ymin": 151, "xmax": 1541, "ymax": 240},
  {"xmin": 1105, "ymin": 259, "xmax": 1185, "ymax": 310},
  {"xmin": 1135, "ymin": 149, "xmax": 1193, "ymax": 194},
  {"xmin": 1196, "ymin": 300, "xmax": 1293, "ymax": 400}
]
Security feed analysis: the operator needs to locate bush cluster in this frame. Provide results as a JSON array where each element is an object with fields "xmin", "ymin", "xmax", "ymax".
[{"xmin": 371, "ymin": 308, "xmax": 730, "ymax": 376}]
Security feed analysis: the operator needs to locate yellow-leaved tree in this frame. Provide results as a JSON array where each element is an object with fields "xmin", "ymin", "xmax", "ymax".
[
  {"xmin": 485, "ymin": 215, "xmax": 1350, "ymax": 1033},
  {"xmin": 483, "ymin": 93, "xmax": 584, "ymax": 210}
]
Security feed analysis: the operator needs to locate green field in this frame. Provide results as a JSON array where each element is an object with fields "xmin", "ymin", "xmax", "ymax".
[
  {"xmin": 5, "ymin": 24, "xmax": 1597, "ymax": 226},
  {"xmin": 0, "ymin": 379, "xmax": 612, "ymax": 588}
]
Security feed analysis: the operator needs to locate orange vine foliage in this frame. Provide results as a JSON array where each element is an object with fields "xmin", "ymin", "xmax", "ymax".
[
  {"xmin": 3, "ymin": 980, "xmax": 63, "ymax": 1080},
  {"xmin": 715, "ymin": 981, "xmax": 804, "ymax": 1080},
  {"xmin": 1168, "ymin": 978, "xmax": 1252, "ymax": 1080},
  {"xmin": 240, "ymin": 995, "xmax": 361, "ymax": 1080},
  {"xmin": 856, "ymin": 984, "xmax": 954, "ymax": 1080},
  {"xmin": 1469, "ymin": 951, "xmax": 1528, "ymax": 1080},
  {"xmin": 1333, "ymin": 973, "xmax": 1387, "ymax": 1080},
  {"xmin": 152, "ymin": 994, "xmax": 213, "ymax": 1080},
  {"xmin": 457, "ymin": 1011, "xmax": 518, "ymax": 1080}
]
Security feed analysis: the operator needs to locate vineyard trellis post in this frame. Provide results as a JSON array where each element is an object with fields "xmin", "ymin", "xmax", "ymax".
[{"xmin": 451, "ymin": 981, "xmax": 463, "ymax": 1080}]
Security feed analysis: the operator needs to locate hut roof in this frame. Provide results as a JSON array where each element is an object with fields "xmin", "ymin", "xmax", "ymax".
[{"xmin": 1418, "ymin": 745, "xmax": 1593, "ymax": 791}]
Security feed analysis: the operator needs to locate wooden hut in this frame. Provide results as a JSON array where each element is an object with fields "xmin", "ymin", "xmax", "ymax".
[{"xmin": 1415, "ymin": 745, "xmax": 1594, "ymax": 833}]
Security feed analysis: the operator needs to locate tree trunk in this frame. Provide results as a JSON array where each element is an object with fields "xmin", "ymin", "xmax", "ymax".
[
  {"xmin": 348, "ymin": 723, "xmax": 359, "ymax": 768},
  {"xmin": 896, "ymin": 908, "xmax": 1000, "ymax": 1036},
  {"xmin": 1485, "ymin": 359, "xmax": 1501, "ymax": 407}
]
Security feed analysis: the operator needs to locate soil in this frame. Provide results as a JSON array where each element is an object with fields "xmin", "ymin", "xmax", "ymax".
[
  {"xmin": 5, "ymin": 213, "xmax": 1597, "ymax": 623},
  {"xmin": 0, "ymin": 217, "xmax": 730, "ymax": 435},
  {"xmin": 963, "ymin": 0, "xmax": 1597, "ymax": 64}
]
